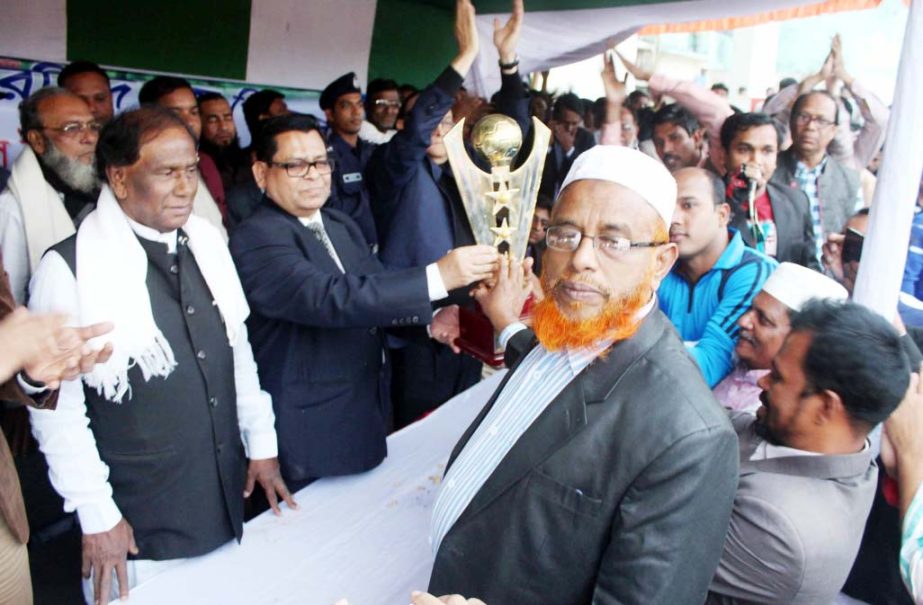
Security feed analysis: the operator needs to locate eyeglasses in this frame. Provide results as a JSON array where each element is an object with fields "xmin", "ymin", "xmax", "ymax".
[
  {"xmin": 545, "ymin": 225, "xmax": 667, "ymax": 259},
  {"xmin": 794, "ymin": 112, "xmax": 835, "ymax": 128},
  {"xmin": 268, "ymin": 158, "xmax": 335, "ymax": 177},
  {"xmin": 42, "ymin": 121, "xmax": 102, "ymax": 137},
  {"xmin": 373, "ymin": 99, "xmax": 401, "ymax": 109}
]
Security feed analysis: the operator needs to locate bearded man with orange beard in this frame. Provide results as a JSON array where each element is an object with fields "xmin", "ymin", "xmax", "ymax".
[{"xmin": 426, "ymin": 146, "xmax": 739, "ymax": 605}]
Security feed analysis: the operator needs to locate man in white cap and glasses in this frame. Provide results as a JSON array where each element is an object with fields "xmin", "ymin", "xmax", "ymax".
[
  {"xmin": 426, "ymin": 146, "xmax": 739, "ymax": 604},
  {"xmin": 714, "ymin": 262, "xmax": 848, "ymax": 412}
]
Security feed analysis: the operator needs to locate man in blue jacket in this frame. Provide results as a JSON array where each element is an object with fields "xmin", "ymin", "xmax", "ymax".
[
  {"xmin": 229, "ymin": 114, "xmax": 498, "ymax": 491},
  {"xmin": 659, "ymin": 167, "xmax": 777, "ymax": 387}
]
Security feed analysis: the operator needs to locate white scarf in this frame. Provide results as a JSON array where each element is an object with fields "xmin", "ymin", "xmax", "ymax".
[
  {"xmin": 6, "ymin": 147, "xmax": 76, "ymax": 272},
  {"xmin": 76, "ymin": 186, "xmax": 249, "ymax": 402}
]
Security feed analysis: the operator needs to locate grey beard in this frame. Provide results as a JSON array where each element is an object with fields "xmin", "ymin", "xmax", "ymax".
[{"xmin": 41, "ymin": 141, "xmax": 99, "ymax": 194}]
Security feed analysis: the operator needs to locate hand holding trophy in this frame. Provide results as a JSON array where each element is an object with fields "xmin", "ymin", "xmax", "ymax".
[{"xmin": 443, "ymin": 114, "xmax": 551, "ymax": 366}]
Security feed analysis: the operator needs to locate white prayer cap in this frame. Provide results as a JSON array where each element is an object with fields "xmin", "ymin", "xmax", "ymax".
[
  {"xmin": 761, "ymin": 262, "xmax": 849, "ymax": 311},
  {"xmin": 558, "ymin": 145, "xmax": 677, "ymax": 228}
]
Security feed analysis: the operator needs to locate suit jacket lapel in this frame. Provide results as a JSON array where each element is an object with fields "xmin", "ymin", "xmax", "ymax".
[
  {"xmin": 452, "ymin": 310, "xmax": 669, "ymax": 526},
  {"xmin": 321, "ymin": 213, "xmax": 361, "ymax": 273}
]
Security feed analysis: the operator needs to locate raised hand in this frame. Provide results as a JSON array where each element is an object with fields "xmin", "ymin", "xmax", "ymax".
[
  {"xmin": 616, "ymin": 50, "xmax": 652, "ymax": 83},
  {"xmin": 493, "ymin": 0, "xmax": 524, "ymax": 66},
  {"xmin": 601, "ymin": 51, "xmax": 628, "ymax": 106},
  {"xmin": 471, "ymin": 254, "xmax": 533, "ymax": 334},
  {"xmin": 451, "ymin": 0, "xmax": 480, "ymax": 76}
]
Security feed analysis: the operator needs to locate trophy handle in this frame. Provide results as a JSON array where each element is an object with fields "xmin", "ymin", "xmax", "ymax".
[
  {"xmin": 443, "ymin": 118, "xmax": 495, "ymax": 248},
  {"xmin": 507, "ymin": 117, "xmax": 552, "ymax": 262}
]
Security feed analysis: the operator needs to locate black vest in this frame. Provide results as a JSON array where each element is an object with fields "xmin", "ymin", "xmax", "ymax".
[{"xmin": 52, "ymin": 231, "xmax": 245, "ymax": 561}]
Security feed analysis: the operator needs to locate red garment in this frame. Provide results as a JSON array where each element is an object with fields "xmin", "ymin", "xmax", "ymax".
[
  {"xmin": 751, "ymin": 190, "xmax": 774, "ymax": 222},
  {"xmin": 199, "ymin": 152, "xmax": 228, "ymax": 222}
]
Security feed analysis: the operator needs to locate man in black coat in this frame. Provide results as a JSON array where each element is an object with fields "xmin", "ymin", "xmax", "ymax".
[
  {"xmin": 720, "ymin": 112, "xmax": 819, "ymax": 269},
  {"xmin": 229, "ymin": 114, "xmax": 498, "ymax": 491},
  {"xmin": 426, "ymin": 145, "xmax": 738, "ymax": 604}
]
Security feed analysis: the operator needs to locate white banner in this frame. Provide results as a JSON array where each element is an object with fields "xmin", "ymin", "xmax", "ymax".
[{"xmin": 0, "ymin": 57, "xmax": 323, "ymax": 173}]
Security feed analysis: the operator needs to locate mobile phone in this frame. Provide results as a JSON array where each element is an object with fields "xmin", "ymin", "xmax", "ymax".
[{"xmin": 842, "ymin": 227, "xmax": 865, "ymax": 264}]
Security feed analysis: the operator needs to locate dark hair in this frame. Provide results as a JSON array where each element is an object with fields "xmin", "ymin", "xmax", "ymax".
[
  {"xmin": 242, "ymin": 89, "xmax": 285, "ymax": 141},
  {"xmin": 366, "ymin": 78, "xmax": 400, "ymax": 114},
  {"xmin": 627, "ymin": 90, "xmax": 650, "ymax": 105},
  {"xmin": 705, "ymin": 170, "xmax": 727, "ymax": 208},
  {"xmin": 719, "ymin": 112, "xmax": 783, "ymax": 151},
  {"xmin": 138, "ymin": 76, "xmax": 193, "ymax": 105},
  {"xmin": 552, "ymin": 93, "xmax": 583, "ymax": 121},
  {"xmin": 711, "ymin": 83, "xmax": 729, "ymax": 94},
  {"xmin": 535, "ymin": 193, "xmax": 554, "ymax": 213},
  {"xmin": 18, "ymin": 87, "xmax": 74, "ymax": 133},
  {"xmin": 58, "ymin": 60, "xmax": 110, "ymax": 88},
  {"xmin": 791, "ymin": 91, "xmax": 840, "ymax": 127},
  {"xmin": 96, "ymin": 106, "xmax": 194, "ymax": 180},
  {"xmin": 779, "ymin": 77, "xmax": 798, "ymax": 90},
  {"xmin": 652, "ymin": 103, "xmax": 700, "ymax": 136},
  {"xmin": 197, "ymin": 91, "xmax": 227, "ymax": 107},
  {"xmin": 790, "ymin": 299, "xmax": 910, "ymax": 428},
  {"xmin": 253, "ymin": 113, "xmax": 323, "ymax": 163},
  {"xmin": 367, "ymin": 78, "xmax": 399, "ymax": 99}
]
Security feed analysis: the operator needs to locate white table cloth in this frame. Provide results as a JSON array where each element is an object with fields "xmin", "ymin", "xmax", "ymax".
[{"xmin": 128, "ymin": 371, "xmax": 505, "ymax": 605}]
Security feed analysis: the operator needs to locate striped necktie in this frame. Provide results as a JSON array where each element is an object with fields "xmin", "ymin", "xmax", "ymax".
[{"xmin": 306, "ymin": 222, "xmax": 344, "ymax": 273}]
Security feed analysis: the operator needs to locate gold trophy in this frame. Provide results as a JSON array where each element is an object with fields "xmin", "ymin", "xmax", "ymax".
[{"xmin": 444, "ymin": 114, "xmax": 552, "ymax": 366}]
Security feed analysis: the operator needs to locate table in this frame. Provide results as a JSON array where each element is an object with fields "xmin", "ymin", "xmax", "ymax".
[{"xmin": 128, "ymin": 371, "xmax": 504, "ymax": 605}]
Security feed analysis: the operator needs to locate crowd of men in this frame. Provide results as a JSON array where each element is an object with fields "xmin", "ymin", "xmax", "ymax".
[{"xmin": 1, "ymin": 0, "xmax": 922, "ymax": 603}]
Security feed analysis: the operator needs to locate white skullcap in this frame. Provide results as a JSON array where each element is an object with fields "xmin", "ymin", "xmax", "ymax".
[
  {"xmin": 559, "ymin": 145, "xmax": 677, "ymax": 228},
  {"xmin": 761, "ymin": 262, "xmax": 848, "ymax": 311}
]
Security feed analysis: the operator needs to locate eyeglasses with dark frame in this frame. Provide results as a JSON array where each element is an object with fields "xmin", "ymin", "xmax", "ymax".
[
  {"xmin": 545, "ymin": 225, "xmax": 667, "ymax": 259},
  {"xmin": 42, "ymin": 121, "xmax": 102, "ymax": 138},
  {"xmin": 793, "ymin": 112, "xmax": 835, "ymax": 128},
  {"xmin": 267, "ymin": 158, "xmax": 336, "ymax": 178}
]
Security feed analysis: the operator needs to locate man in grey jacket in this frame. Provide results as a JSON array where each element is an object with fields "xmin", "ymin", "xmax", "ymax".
[
  {"xmin": 707, "ymin": 299, "xmax": 910, "ymax": 604},
  {"xmin": 428, "ymin": 145, "xmax": 739, "ymax": 604}
]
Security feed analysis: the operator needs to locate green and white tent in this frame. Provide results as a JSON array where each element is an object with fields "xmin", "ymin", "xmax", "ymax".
[{"xmin": 0, "ymin": 0, "xmax": 890, "ymax": 93}]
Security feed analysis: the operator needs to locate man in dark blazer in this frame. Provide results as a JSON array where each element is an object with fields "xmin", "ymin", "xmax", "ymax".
[
  {"xmin": 230, "ymin": 114, "xmax": 498, "ymax": 491},
  {"xmin": 427, "ymin": 145, "xmax": 738, "ymax": 604},
  {"xmin": 367, "ymin": 0, "xmax": 529, "ymax": 429},
  {"xmin": 719, "ymin": 112, "xmax": 819, "ymax": 269},
  {"xmin": 538, "ymin": 92, "xmax": 596, "ymax": 200}
]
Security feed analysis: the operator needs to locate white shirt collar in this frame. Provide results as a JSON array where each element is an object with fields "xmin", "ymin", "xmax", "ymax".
[
  {"xmin": 125, "ymin": 215, "xmax": 178, "ymax": 254},
  {"xmin": 297, "ymin": 212, "xmax": 324, "ymax": 229}
]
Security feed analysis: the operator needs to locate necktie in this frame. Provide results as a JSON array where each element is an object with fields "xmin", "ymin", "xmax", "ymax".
[{"xmin": 306, "ymin": 222, "xmax": 344, "ymax": 273}]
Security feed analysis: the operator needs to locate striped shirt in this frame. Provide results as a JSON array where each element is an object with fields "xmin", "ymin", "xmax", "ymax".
[
  {"xmin": 430, "ymin": 300, "xmax": 654, "ymax": 553},
  {"xmin": 901, "ymin": 482, "xmax": 923, "ymax": 600},
  {"xmin": 793, "ymin": 155, "xmax": 864, "ymax": 264}
]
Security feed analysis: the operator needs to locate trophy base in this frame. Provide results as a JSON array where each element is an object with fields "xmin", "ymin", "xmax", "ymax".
[{"xmin": 457, "ymin": 296, "xmax": 535, "ymax": 368}]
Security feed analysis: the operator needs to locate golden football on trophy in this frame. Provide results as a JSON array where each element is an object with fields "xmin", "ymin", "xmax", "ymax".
[{"xmin": 470, "ymin": 114, "xmax": 523, "ymax": 168}]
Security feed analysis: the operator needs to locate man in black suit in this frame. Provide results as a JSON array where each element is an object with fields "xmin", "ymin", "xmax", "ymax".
[
  {"xmin": 427, "ymin": 145, "xmax": 738, "ymax": 604},
  {"xmin": 539, "ymin": 92, "xmax": 596, "ymax": 199},
  {"xmin": 229, "ymin": 114, "xmax": 498, "ymax": 491},
  {"xmin": 721, "ymin": 112, "xmax": 819, "ymax": 269}
]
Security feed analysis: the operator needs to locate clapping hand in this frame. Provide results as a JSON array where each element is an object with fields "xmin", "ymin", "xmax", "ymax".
[{"xmin": 493, "ymin": 0, "xmax": 523, "ymax": 67}]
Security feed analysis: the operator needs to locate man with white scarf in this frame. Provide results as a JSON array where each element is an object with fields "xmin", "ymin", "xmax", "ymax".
[
  {"xmin": 27, "ymin": 106, "xmax": 293, "ymax": 605},
  {"xmin": 0, "ymin": 87, "xmax": 101, "ymax": 304}
]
